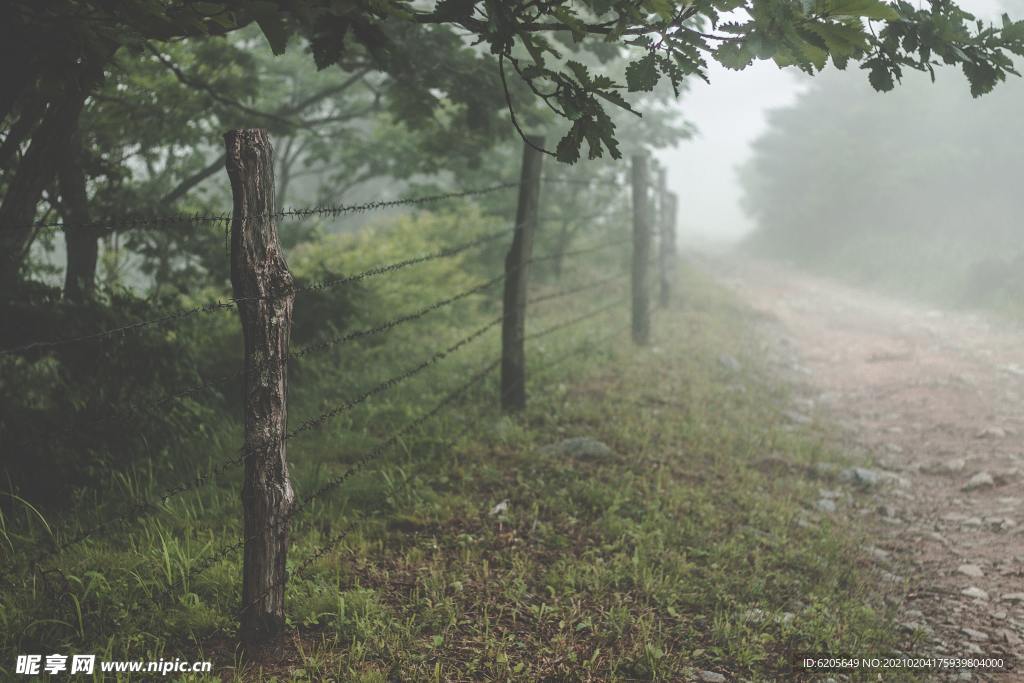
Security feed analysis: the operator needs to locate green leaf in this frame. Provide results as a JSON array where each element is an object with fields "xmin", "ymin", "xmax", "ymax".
[
  {"xmin": 249, "ymin": 3, "xmax": 289, "ymax": 55},
  {"xmin": 867, "ymin": 62, "xmax": 894, "ymax": 90},
  {"xmin": 715, "ymin": 42, "xmax": 755, "ymax": 70},
  {"xmin": 815, "ymin": 0, "xmax": 900, "ymax": 21},
  {"xmin": 625, "ymin": 53, "xmax": 659, "ymax": 91}
]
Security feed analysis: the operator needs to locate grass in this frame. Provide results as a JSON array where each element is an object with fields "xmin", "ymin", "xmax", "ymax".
[{"xmin": 1, "ymin": 263, "xmax": 913, "ymax": 681}]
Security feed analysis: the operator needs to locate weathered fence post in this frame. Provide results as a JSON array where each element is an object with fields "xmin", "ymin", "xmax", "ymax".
[
  {"xmin": 631, "ymin": 153, "xmax": 651, "ymax": 345},
  {"xmin": 225, "ymin": 129, "xmax": 295, "ymax": 644},
  {"xmin": 501, "ymin": 136, "xmax": 545, "ymax": 412},
  {"xmin": 656, "ymin": 166, "xmax": 672, "ymax": 307},
  {"xmin": 663, "ymin": 191, "xmax": 678, "ymax": 298}
]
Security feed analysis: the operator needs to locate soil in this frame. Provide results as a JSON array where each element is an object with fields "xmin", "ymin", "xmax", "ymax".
[{"xmin": 712, "ymin": 256, "xmax": 1024, "ymax": 682}]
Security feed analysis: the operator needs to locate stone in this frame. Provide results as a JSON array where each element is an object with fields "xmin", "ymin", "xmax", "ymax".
[
  {"xmin": 541, "ymin": 437, "xmax": 615, "ymax": 461},
  {"xmin": 921, "ymin": 458, "xmax": 966, "ymax": 475},
  {"xmin": 962, "ymin": 586, "xmax": 989, "ymax": 601},
  {"xmin": 957, "ymin": 564, "xmax": 984, "ymax": 578},
  {"xmin": 698, "ymin": 671, "xmax": 726, "ymax": 683},
  {"xmin": 961, "ymin": 627, "xmax": 988, "ymax": 641},
  {"xmin": 839, "ymin": 467, "xmax": 882, "ymax": 487},
  {"xmin": 995, "ymin": 628, "xmax": 1022, "ymax": 646},
  {"xmin": 976, "ymin": 426, "xmax": 1007, "ymax": 439},
  {"xmin": 1000, "ymin": 592, "xmax": 1024, "ymax": 604},
  {"xmin": 489, "ymin": 500, "xmax": 509, "ymax": 516},
  {"xmin": 816, "ymin": 498, "xmax": 837, "ymax": 513},
  {"xmin": 868, "ymin": 546, "xmax": 891, "ymax": 561},
  {"xmin": 962, "ymin": 471, "xmax": 995, "ymax": 491},
  {"xmin": 718, "ymin": 354, "xmax": 740, "ymax": 372}
]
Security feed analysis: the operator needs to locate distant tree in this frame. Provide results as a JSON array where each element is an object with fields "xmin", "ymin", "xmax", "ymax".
[
  {"xmin": 3, "ymin": 0, "xmax": 1024, "ymax": 292},
  {"xmin": 740, "ymin": 65, "xmax": 1024, "ymax": 301}
]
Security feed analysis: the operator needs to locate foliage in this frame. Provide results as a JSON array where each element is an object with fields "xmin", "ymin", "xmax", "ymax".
[
  {"xmin": 0, "ymin": 283, "xmax": 237, "ymax": 501},
  {"xmin": 739, "ymin": 65, "xmax": 1024, "ymax": 311},
  {"xmin": 6, "ymin": 1, "xmax": 1024, "ymax": 171},
  {"xmin": 0, "ymin": 260, "xmax": 905, "ymax": 680}
]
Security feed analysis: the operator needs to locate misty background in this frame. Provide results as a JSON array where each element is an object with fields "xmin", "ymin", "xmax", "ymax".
[{"xmin": 662, "ymin": 0, "xmax": 1017, "ymax": 309}]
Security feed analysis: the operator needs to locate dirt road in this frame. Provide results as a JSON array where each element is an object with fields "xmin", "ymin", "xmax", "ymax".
[{"xmin": 713, "ymin": 257, "xmax": 1024, "ymax": 680}]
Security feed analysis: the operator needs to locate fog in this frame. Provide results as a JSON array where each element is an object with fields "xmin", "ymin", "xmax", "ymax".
[{"xmin": 660, "ymin": 0, "xmax": 1010, "ymax": 248}]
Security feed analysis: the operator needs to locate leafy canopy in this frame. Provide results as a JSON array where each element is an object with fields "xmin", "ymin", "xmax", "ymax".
[{"xmin": 9, "ymin": 0, "xmax": 1024, "ymax": 166}]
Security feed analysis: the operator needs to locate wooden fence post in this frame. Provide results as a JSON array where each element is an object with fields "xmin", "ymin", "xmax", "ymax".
[
  {"xmin": 656, "ymin": 167, "xmax": 672, "ymax": 307},
  {"xmin": 664, "ymin": 191, "xmax": 678, "ymax": 295},
  {"xmin": 225, "ymin": 129, "xmax": 295, "ymax": 644},
  {"xmin": 501, "ymin": 136, "xmax": 545, "ymax": 412},
  {"xmin": 631, "ymin": 153, "xmax": 651, "ymax": 345}
]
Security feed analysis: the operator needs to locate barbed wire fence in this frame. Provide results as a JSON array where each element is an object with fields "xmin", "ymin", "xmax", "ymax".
[{"xmin": 3, "ymin": 130, "xmax": 680, "ymax": 646}]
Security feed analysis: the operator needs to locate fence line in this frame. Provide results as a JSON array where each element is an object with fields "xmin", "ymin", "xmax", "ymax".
[
  {"xmin": 284, "ymin": 317, "xmax": 501, "ymax": 439},
  {"xmin": 8, "ymin": 130, "xmax": 680, "ymax": 646},
  {"xmin": 12, "ymin": 245, "xmax": 632, "ymax": 564},
  {"xmin": 0, "ymin": 229, "xmax": 510, "ymax": 356},
  {"xmin": 5, "ymin": 182, "xmax": 522, "ymax": 235},
  {"xmin": 231, "ymin": 311, "xmax": 630, "ymax": 624}
]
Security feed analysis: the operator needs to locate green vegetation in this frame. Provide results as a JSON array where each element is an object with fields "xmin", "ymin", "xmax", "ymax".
[
  {"xmin": 741, "ymin": 61, "xmax": 1024, "ymax": 317},
  {"xmin": 1, "ymin": 217, "xmax": 908, "ymax": 679}
]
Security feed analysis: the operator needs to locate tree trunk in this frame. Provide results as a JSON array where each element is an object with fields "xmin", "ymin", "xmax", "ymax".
[
  {"xmin": 0, "ymin": 46, "xmax": 113, "ymax": 297},
  {"xmin": 59, "ymin": 132, "xmax": 98, "ymax": 303},
  {"xmin": 501, "ymin": 136, "xmax": 544, "ymax": 412},
  {"xmin": 226, "ymin": 129, "xmax": 295, "ymax": 646}
]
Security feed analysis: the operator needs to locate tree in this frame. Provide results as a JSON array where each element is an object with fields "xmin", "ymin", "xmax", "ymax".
[
  {"xmin": 740, "ymin": 63, "xmax": 1024, "ymax": 303},
  {"xmin": 3, "ymin": 0, "xmax": 1023, "ymax": 292}
]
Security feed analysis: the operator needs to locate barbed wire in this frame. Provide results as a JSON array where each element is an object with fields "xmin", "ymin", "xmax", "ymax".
[
  {"xmin": 284, "ymin": 317, "xmax": 501, "ymax": 439},
  {"xmin": 541, "ymin": 177, "xmax": 621, "ymax": 188},
  {"xmin": 292, "ymin": 228, "xmax": 508, "ymax": 296},
  {"xmin": 531, "ymin": 236, "xmax": 632, "ymax": 263},
  {"xmin": 0, "ymin": 299, "xmax": 240, "ymax": 357},
  {"xmin": 0, "ymin": 230, "xmax": 510, "ymax": 357},
  {"xmin": 525, "ymin": 300, "xmax": 621, "ymax": 342},
  {"xmin": 5, "ymin": 182, "xmax": 521, "ymax": 235},
  {"xmin": 526, "ymin": 273, "xmax": 628, "ymax": 306},
  {"xmin": 15, "ymin": 239, "xmax": 631, "ymax": 582},
  {"xmin": 229, "ymin": 356, "xmax": 501, "ymax": 621},
  {"xmin": 23, "ymin": 315, "xmax": 503, "ymax": 567},
  {"xmin": 233, "ymin": 312, "xmax": 630, "ymax": 621}
]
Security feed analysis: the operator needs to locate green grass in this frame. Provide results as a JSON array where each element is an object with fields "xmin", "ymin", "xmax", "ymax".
[{"xmin": 1, "ymin": 264, "xmax": 912, "ymax": 681}]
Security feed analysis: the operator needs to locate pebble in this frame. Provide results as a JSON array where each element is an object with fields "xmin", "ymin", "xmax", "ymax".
[
  {"xmin": 962, "ymin": 586, "xmax": 989, "ymax": 601},
  {"xmin": 963, "ymin": 471, "xmax": 995, "ymax": 491},
  {"xmin": 868, "ymin": 546, "xmax": 891, "ymax": 561},
  {"xmin": 816, "ymin": 498, "xmax": 837, "ymax": 513},
  {"xmin": 996, "ymin": 627, "xmax": 1022, "ymax": 646},
  {"xmin": 839, "ymin": 467, "xmax": 882, "ymax": 487},
  {"xmin": 698, "ymin": 671, "xmax": 726, "ymax": 683},
  {"xmin": 1000, "ymin": 592, "xmax": 1024, "ymax": 603},
  {"xmin": 957, "ymin": 564, "xmax": 984, "ymax": 578},
  {"xmin": 961, "ymin": 627, "xmax": 988, "ymax": 641},
  {"xmin": 976, "ymin": 426, "xmax": 1007, "ymax": 439}
]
